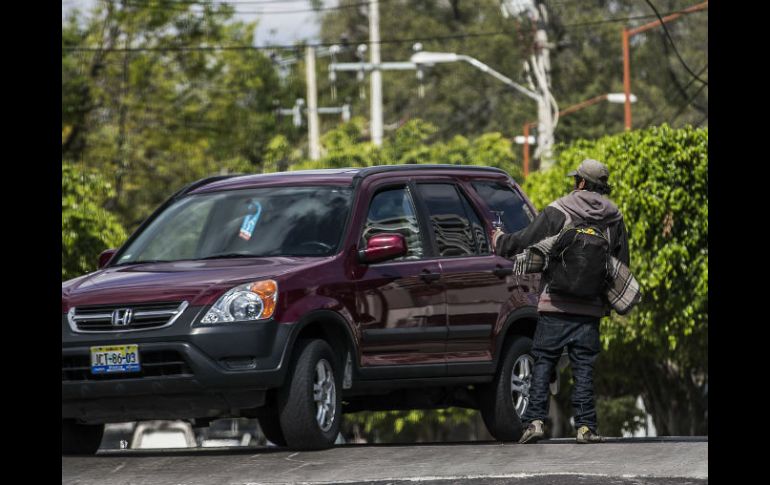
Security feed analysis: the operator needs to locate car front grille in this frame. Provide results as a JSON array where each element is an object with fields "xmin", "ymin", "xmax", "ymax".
[
  {"xmin": 61, "ymin": 350, "xmax": 193, "ymax": 382},
  {"xmin": 67, "ymin": 301, "xmax": 188, "ymax": 333}
]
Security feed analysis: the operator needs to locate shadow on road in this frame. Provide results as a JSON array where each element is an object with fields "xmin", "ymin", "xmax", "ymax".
[{"xmin": 85, "ymin": 436, "xmax": 707, "ymax": 458}]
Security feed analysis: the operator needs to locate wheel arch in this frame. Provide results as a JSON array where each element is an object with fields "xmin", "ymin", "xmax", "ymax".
[
  {"xmin": 287, "ymin": 309, "xmax": 359, "ymax": 379},
  {"xmin": 493, "ymin": 306, "xmax": 538, "ymax": 373}
]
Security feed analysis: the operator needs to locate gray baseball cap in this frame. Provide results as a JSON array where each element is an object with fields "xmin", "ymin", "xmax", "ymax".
[{"xmin": 567, "ymin": 159, "xmax": 610, "ymax": 186}]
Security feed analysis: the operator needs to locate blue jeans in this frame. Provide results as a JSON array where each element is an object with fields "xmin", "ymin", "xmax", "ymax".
[{"xmin": 520, "ymin": 312, "xmax": 601, "ymax": 432}]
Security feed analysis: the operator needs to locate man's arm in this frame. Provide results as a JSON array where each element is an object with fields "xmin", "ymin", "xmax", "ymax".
[{"xmin": 494, "ymin": 206, "xmax": 566, "ymax": 257}]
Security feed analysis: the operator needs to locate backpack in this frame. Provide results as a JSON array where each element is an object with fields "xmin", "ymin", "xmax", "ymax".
[{"xmin": 546, "ymin": 219, "xmax": 611, "ymax": 299}]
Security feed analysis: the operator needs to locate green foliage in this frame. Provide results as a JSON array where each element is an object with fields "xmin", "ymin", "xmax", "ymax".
[
  {"xmin": 342, "ymin": 408, "xmax": 483, "ymax": 443},
  {"xmin": 595, "ymin": 395, "xmax": 648, "ymax": 437},
  {"xmin": 292, "ymin": 118, "xmax": 524, "ymax": 181},
  {"xmin": 62, "ymin": 163, "xmax": 128, "ymax": 281}
]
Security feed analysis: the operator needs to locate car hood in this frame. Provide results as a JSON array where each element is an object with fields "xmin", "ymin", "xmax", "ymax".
[{"xmin": 61, "ymin": 257, "xmax": 329, "ymax": 310}]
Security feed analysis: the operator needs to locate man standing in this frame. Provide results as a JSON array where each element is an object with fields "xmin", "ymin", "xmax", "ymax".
[{"xmin": 493, "ymin": 159, "xmax": 629, "ymax": 444}]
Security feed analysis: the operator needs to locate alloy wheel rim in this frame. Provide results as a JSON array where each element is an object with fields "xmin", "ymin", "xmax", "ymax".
[
  {"xmin": 313, "ymin": 359, "xmax": 336, "ymax": 432},
  {"xmin": 511, "ymin": 354, "xmax": 534, "ymax": 416}
]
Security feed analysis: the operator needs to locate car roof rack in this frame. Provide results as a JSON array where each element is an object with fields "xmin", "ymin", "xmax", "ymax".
[
  {"xmin": 353, "ymin": 164, "xmax": 509, "ymax": 180},
  {"xmin": 174, "ymin": 174, "xmax": 243, "ymax": 198}
]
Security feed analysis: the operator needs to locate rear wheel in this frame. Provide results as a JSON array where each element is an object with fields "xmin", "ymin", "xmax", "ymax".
[
  {"xmin": 62, "ymin": 419, "xmax": 104, "ymax": 455},
  {"xmin": 277, "ymin": 339, "xmax": 342, "ymax": 450},
  {"xmin": 479, "ymin": 336, "xmax": 534, "ymax": 441}
]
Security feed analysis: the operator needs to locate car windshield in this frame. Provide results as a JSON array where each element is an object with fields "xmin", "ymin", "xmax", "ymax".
[{"xmin": 114, "ymin": 186, "xmax": 353, "ymax": 264}]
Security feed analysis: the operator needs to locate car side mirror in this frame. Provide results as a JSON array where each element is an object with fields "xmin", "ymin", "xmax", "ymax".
[
  {"xmin": 98, "ymin": 249, "xmax": 117, "ymax": 269},
  {"xmin": 358, "ymin": 234, "xmax": 407, "ymax": 264}
]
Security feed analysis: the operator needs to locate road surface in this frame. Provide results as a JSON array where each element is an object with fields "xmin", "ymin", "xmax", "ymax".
[{"xmin": 62, "ymin": 437, "xmax": 707, "ymax": 485}]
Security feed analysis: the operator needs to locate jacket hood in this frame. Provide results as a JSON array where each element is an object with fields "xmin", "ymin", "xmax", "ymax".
[{"xmin": 553, "ymin": 190, "xmax": 622, "ymax": 224}]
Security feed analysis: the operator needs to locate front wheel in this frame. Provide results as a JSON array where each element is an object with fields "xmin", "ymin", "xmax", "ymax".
[
  {"xmin": 478, "ymin": 336, "xmax": 534, "ymax": 441},
  {"xmin": 62, "ymin": 419, "xmax": 104, "ymax": 455},
  {"xmin": 256, "ymin": 408, "xmax": 287, "ymax": 447},
  {"xmin": 277, "ymin": 339, "xmax": 342, "ymax": 450}
]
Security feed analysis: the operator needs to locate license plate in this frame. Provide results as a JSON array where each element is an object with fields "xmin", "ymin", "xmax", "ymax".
[{"xmin": 91, "ymin": 345, "xmax": 141, "ymax": 374}]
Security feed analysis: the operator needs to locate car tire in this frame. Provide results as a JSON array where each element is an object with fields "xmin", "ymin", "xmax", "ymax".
[
  {"xmin": 277, "ymin": 339, "xmax": 342, "ymax": 450},
  {"xmin": 478, "ymin": 335, "xmax": 534, "ymax": 442},
  {"xmin": 62, "ymin": 419, "xmax": 104, "ymax": 455},
  {"xmin": 257, "ymin": 410, "xmax": 287, "ymax": 447}
]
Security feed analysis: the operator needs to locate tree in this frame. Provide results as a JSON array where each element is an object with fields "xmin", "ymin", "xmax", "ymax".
[
  {"xmin": 62, "ymin": 0, "xmax": 302, "ymax": 231},
  {"xmin": 289, "ymin": 117, "xmax": 523, "ymax": 183},
  {"xmin": 62, "ymin": 163, "xmax": 128, "ymax": 281}
]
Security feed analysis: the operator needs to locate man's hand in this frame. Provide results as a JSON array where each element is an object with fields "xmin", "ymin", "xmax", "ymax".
[{"xmin": 492, "ymin": 228, "xmax": 505, "ymax": 251}]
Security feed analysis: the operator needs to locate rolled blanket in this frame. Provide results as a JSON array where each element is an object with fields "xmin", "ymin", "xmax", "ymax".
[
  {"xmin": 606, "ymin": 256, "xmax": 642, "ymax": 315},
  {"xmin": 512, "ymin": 234, "xmax": 557, "ymax": 275}
]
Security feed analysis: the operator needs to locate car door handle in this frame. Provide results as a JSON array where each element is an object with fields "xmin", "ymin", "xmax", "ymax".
[
  {"xmin": 419, "ymin": 270, "xmax": 441, "ymax": 283},
  {"xmin": 493, "ymin": 265, "xmax": 513, "ymax": 278}
]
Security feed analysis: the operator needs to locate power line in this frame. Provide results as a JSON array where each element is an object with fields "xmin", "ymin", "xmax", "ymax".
[
  {"xmin": 642, "ymin": 0, "xmax": 707, "ymax": 86},
  {"xmin": 116, "ymin": 0, "xmax": 389, "ymax": 15},
  {"xmin": 63, "ymin": 30, "xmax": 512, "ymax": 52},
  {"xmin": 668, "ymin": 81, "xmax": 707, "ymax": 125},
  {"xmin": 641, "ymin": 63, "xmax": 708, "ymax": 127},
  {"xmin": 118, "ymin": 0, "xmax": 328, "ymax": 5},
  {"xmin": 63, "ymin": 8, "xmax": 705, "ymax": 53}
]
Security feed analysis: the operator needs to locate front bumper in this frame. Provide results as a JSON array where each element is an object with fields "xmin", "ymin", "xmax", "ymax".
[{"xmin": 62, "ymin": 306, "xmax": 296, "ymax": 423}]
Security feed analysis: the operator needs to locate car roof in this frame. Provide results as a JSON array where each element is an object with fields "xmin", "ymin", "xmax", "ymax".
[{"xmin": 187, "ymin": 165, "xmax": 513, "ymax": 194}]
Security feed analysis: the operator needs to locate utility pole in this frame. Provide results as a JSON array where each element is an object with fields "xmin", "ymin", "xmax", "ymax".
[
  {"xmin": 501, "ymin": 0, "xmax": 558, "ymax": 170},
  {"xmin": 528, "ymin": 0, "xmax": 556, "ymax": 169},
  {"xmin": 276, "ymin": 98, "xmax": 352, "ymax": 127},
  {"xmin": 306, "ymin": 46, "xmax": 321, "ymax": 161},
  {"xmin": 369, "ymin": 0, "xmax": 384, "ymax": 146}
]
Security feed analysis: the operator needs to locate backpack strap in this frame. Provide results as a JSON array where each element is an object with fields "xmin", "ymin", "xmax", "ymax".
[{"xmin": 549, "ymin": 200, "xmax": 573, "ymax": 233}]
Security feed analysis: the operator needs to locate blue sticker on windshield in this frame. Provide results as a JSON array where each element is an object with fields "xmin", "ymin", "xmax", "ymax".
[{"xmin": 239, "ymin": 200, "xmax": 262, "ymax": 241}]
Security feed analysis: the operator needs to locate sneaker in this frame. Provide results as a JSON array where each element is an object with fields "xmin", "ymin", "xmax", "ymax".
[
  {"xmin": 576, "ymin": 425, "xmax": 603, "ymax": 444},
  {"xmin": 518, "ymin": 419, "xmax": 545, "ymax": 444}
]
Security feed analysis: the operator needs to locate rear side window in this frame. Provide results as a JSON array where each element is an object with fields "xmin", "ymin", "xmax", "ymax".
[
  {"xmin": 416, "ymin": 183, "xmax": 488, "ymax": 257},
  {"xmin": 362, "ymin": 187, "xmax": 424, "ymax": 260},
  {"xmin": 471, "ymin": 181, "xmax": 534, "ymax": 233}
]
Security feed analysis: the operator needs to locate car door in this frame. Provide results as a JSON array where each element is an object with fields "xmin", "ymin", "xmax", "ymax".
[
  {"xmin": 413, "ymin": 182, "xmax": 513, "ymax": 375},
  {"xmin": 470, "ymin": 180, "xmax": 540, "ymax": 309},
  {"xmin": 353, "ymin": 183, "xmax": 447, "ymax": 378}
]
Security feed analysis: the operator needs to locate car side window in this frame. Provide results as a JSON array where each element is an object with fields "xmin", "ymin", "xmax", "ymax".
[
  {"xmin": 471, "ymin": 181, "xmax": 534, "ymax": 233},
  {"xmin": 361, "ymin": 187, "xmax": 424, "ymax": 260},
  {"xmin": 459, "ymin": 189, "xmax": 491, "ymax": 255},
  {"xmin": 416, "ymin": 183, "xmax": 485, "ymax": 257}
]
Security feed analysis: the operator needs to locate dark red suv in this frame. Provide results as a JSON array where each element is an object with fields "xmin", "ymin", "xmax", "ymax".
[{"xmin": 62, "ymin": 165, "xmax": 542, "ymax": 453}]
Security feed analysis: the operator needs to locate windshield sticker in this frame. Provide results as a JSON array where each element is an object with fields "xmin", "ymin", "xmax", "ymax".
[{"xmin": 238, "ymin": 200, "xmax": 262, "ymax": 241}]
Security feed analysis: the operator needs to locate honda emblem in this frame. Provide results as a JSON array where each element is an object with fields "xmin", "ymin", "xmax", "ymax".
[{"xmin": 111, "ymin": 308, "xmax": 133, "ymax": 327}]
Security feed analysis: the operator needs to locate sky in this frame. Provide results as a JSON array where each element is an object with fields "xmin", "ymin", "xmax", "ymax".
[{"xmin": 61, "ymin": 0, "xmax": 332, "ymax": 46}]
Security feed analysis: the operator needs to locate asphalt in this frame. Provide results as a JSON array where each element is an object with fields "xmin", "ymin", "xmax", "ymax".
[{"xmin": 62, "ymin": 437, "xmax": 707, "ymax": 485}]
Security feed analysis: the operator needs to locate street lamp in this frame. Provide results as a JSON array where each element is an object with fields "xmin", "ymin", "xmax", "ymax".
[
  {"xmin": 607, "ymin": 93, "xmax": 638, "ymax": 104},
  {"xmin": 410, "ymin": 51, "xmax": 540, "ymax": 101},
  {"xmin": 411, "ymin": 51, "xmax": 559, "ymax": 168}
]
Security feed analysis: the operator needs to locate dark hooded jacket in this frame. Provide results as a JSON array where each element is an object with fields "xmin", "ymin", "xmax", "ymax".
[{"xmin": 495, "ymin": 190, "xmax": 629, "ymax": 317}]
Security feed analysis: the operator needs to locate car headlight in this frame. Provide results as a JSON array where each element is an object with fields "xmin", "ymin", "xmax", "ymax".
[{"xmin": 200, "ymin": 280, "xmax": 277, "ymax": 324}]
